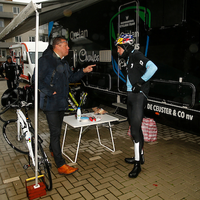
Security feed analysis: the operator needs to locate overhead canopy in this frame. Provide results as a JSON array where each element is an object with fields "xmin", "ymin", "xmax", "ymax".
[{"xmin": 0, "ymin": 0, "xmax": 102, "ymax": 41}]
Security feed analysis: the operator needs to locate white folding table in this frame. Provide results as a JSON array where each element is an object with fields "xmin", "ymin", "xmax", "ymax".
[{"xmin": 61, "ymin": 112, "xmax": 119, "ymax": 163}]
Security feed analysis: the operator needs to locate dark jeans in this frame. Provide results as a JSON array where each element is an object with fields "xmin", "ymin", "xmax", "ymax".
[
  {"xmin": 44, "ymin": 110, "xmax": 66, "ymax": 168},
  {"xmin": 127, "ymin": 92, "xmax": 147, "ymax": 152}
]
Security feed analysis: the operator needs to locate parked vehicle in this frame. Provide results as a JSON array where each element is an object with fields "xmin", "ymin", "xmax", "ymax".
[
  {"xmin": 9, "ymin": 42, "xmax": 48, "ymax": 83},
  {"xmin": 50, "ymin": 0, "xmax": 200, "ymax": 135}
]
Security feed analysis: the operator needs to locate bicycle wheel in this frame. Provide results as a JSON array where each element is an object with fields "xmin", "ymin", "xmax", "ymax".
[
  {"xmin": 31, "ymin": 136, "xmax": 52, "ymax": 191},
  {"xmin": 3, "ymin": 119, "xmax": 29, "ymax": 154}
]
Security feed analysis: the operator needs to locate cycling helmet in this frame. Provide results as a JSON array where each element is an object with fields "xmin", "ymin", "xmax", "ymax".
[
  {"xmin": 115, "ymin": 34, "xmax": 135, "ymax": 46},
  {"xmin": 115, "ymin": 34, "xmax": 135, "ymax": 58}
]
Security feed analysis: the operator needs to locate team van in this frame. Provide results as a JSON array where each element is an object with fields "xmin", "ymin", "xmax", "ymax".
[
  {"xmin": 51, "ymin": 0, "xmax": 200, "ymax": 135},
  {"xmin": 9, "ymin": 42, "xmax": 48, "ymax": 83}
]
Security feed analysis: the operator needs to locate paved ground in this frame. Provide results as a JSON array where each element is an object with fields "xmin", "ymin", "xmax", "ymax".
[{"xmin": 0, "ymin": 79, "xmax": 200, "ymax": 200}]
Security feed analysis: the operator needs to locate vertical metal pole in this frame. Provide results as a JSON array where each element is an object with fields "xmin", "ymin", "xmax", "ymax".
[
  {"xmin": 34, "ymin": 6, "xmax": 39, "ymax": 187},
  {"xmin": 136, "ymin": 0, "xmax": 139, "ymax": 46}
]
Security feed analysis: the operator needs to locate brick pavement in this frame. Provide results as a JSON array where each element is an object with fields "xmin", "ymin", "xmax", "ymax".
[{"xmin": 0, "ymin": 79, "xmax": 200, "ymax": 200}]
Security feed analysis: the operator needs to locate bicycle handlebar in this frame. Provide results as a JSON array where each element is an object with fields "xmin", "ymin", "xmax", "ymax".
[
  {"xmin": 0, "ymin": 99, "xmax": 33, "ymax": 115},
  {"xmin": 0, "ymin": 99, "xmax": 19, "ymax": 122},
  {"xmin": 0, "ymin": 87, "xmax": 33, "ymax": 122},
  {"xmin": 8, "ymin": 100, "xmax": 33, "ymax": 109},
  {"xmin": 19, "ymin": 101, "xmax": 33, "ymax": 108},
  {"xmin": 0, "ymin": 99, "xmax": 18, "ymax": 115}
]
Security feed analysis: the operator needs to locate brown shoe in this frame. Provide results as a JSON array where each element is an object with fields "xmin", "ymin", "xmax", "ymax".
[
  {"xmin": 58, "ymin": 164, "xmax": 78, "ymax": 175},
  {"xmin": 50, "ymin": 152, "xmax": 54, "ymax": 157}
]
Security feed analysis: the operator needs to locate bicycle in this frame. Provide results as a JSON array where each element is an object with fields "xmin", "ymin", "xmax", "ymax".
[
  {"xmin": 68, "ymin": 85, "xmax": 88, "ymax": 112},
  {"xmin": 0, "ymin": 95, "xmax": 52, "ymax": 191}
]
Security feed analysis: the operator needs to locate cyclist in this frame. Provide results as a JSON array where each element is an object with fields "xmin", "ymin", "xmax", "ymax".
[
  {"xmin": 115, "ymin": 34, "xmax": 157, "ymax": 178},
  {"xmin": 0, "ymin": 55, "xmax": 22, "ymax": 89}
]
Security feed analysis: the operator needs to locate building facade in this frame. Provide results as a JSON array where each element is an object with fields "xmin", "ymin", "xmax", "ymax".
[{"xmin": 0, "ymin": 0, "xmax": 48, "ymax": 64}]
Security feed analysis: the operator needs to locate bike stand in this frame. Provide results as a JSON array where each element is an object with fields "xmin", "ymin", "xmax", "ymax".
[
  {"xmin": 25, "ymin": 175, "xmax": 46, "ymax": 200},
  {"xmin": 23, "ymin": 155, "xmax": 31, "ymax": 170}
]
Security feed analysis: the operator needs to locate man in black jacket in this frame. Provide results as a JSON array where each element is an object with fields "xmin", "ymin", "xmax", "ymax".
[
  {"xmin": 0, "ymin": 55, "xmax": 22, "ymax": 89},
  {"xmin": 38, "ymin": 36, "xmax": 95, "ymax": 175}
]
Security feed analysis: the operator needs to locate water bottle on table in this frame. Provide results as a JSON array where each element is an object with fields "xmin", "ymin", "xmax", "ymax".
[{"xmin": 77, "ymin": 107, "xmax": 81, "ymax": 121}]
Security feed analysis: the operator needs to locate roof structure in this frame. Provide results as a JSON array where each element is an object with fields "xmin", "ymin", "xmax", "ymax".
[{"xmin": 0, "ymin": 0, "xmax": 102, "ymax": 41}]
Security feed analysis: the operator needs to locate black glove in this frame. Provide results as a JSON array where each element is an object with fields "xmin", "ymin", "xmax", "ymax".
[
  {"xmin": 132, "ymin": 79, "xmax": 145, "ymax": 93},
  {"xmin": 132, "ymin": 82, "xmax": 142, "ymax": 93}
]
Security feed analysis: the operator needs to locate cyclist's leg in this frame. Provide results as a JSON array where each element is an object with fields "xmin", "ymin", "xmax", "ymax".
[
  {"xmin": 13, "ymin": 80, "xmax": 17, "ymax": 89},
  {"xmin": 7, "ymin": 80, "xmax": 12, "ymax": 89},
  {"xmin": 127, "ymin": 92, "xmax": 145, "ymax": 156}
]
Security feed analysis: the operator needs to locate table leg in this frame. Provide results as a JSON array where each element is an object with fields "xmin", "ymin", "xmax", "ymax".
[
  {"xmin": 96, "ymin": 122, "xmax": 115, "ymax": 152},
  {"xmin": 61, "ymin": 125, "xmax": 83, "ymax": 163}
]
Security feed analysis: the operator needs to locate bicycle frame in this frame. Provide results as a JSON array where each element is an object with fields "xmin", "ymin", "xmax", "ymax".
[
  {"xmin": 16, "ymin": 109, "xmax": 35, "ymax": 166},
  {"xmin": 68, "ymin": 91, "xmax": 88, "ymax": 111},
  {"xmin": 2, "ymin": 98, "xmax": 52, "ymax": 190}
]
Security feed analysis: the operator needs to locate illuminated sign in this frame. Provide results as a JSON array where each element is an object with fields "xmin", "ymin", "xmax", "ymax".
[
  {"xmin": 119, "ymin": 16, "xmax": 135, "ymax": 28},
  {"xmin": 70, "ymin": 29, "xmax": 88, "ymax": 41},
  {"xmin": 79, "ymin": 49, "xmax": 99, "ymax": 62}
]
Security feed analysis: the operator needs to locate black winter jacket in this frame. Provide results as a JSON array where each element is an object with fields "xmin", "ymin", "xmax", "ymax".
[
  {"xmin": 0, "ymin": 61, "xmax": 20, "ymax": 80},
  {"xmin": 38, "ymin": 47, "xmax": 85, "ymax": 111}
]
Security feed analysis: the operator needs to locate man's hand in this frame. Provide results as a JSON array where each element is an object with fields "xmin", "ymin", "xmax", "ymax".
[
  {"xmin": 83, "ymin": 64, "xmax": 96, "ymax": 73},
  {"xmin": 5, "ymin": 77, "xmax": 8, "ymax": 80}
]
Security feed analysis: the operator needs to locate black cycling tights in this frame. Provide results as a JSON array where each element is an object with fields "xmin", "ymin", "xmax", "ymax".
[{"xmin": 127, "ymin": 92, "xmax": 147, "ymax": 151}]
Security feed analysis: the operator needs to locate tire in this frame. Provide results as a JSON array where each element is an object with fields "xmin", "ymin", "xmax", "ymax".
[
  {"xmin": 3, "ymin": 119, "xmax": 29, "ymax": 154},
  {"xmin": 31, "ymin": 136, "xmax": 52, "ymax": 191}
]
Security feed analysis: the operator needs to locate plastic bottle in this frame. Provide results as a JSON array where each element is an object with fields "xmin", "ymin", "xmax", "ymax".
[{"xmin": 77, "ymin": 107, "xmax": 81, "ymax": 121}]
